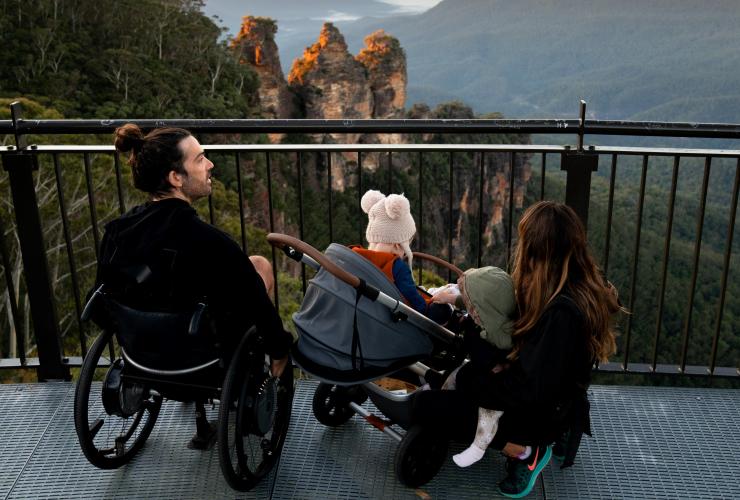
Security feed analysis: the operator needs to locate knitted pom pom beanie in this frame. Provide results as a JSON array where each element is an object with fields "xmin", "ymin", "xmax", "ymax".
[{"xmin": 361, "ymin": 190, "xmax": 416, "ymax": 265}]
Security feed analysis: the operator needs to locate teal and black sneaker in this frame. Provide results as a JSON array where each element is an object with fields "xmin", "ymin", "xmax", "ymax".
[{"xmin": 498, "ymin": 445, "xmax": 552, "ymax": 498}]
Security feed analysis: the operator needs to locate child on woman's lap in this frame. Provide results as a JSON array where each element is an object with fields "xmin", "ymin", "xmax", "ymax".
[{"xmin": 432, "ymin": 266, "xmax": 515, "ymax": 467}]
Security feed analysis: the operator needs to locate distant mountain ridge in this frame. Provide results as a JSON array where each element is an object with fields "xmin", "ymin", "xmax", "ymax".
[{"xmin": 274, "ymin": 0, "xmax": 740, "ymax": 121}]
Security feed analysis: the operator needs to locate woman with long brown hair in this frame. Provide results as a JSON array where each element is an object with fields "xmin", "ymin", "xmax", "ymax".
[
  {"xmin": 413, "ymin": 201, "xmax": 622, "ymax": 498},
  {"xmin": 510, "ymin": 200, "xmax": 619, "ymax": 364}
]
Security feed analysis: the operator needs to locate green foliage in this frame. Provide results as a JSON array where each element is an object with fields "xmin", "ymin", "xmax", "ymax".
[
  {"xmin": 275, "ymin": 271, "xmax": 303, "ymax": 338},
  {"xmin": 0, "ymin": 98, "xmax": 136, "ymax": 366},
  {"xmin": 0, "ymin": 0, "xmax": 259, "ymax": 119}
]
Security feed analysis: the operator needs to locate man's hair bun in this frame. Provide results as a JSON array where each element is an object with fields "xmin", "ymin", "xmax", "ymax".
[{"xmin": 114, "ymin": 123, "xmax": 145, "ymax": 153}]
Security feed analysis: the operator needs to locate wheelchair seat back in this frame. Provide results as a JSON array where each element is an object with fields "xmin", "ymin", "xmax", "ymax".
[{"xmin": 103, "ymin": 298, "xmax": 221, "ymax": 374}]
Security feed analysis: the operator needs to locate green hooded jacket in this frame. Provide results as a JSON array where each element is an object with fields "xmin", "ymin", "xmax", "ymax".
[{"xmin": 459, "ymin": 266, "xmax": 515, "ymax": 349}]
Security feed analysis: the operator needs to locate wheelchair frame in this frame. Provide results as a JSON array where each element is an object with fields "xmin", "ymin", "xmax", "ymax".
[{"xmin": 73, "ymin": 286, "xmax": 293, "ymax": 492}]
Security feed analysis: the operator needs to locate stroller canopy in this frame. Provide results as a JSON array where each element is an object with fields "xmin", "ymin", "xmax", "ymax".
[{"xmin": 292, "ymin": 244, "xmax": 434, "ymax": 384}]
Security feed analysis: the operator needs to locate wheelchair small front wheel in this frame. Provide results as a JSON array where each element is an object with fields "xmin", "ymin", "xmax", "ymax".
[
  {"xmin": 218, "ymin": 329, "xmax": 294, "ymax": 491},
  {"xmin": 73, "ymin": 330, "xmax": 162, "ymax": 469}
]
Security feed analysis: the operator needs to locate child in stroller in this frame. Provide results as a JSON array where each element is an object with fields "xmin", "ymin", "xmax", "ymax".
[
  {"xmin": 268, "ymin": 228, "xmax": 466, "ymax": 487},
  {"xmin": 352, "ymin": 189, "xmax": 461, "ymax": 327},
  {"xmin": 351, "ymin": 190, "xmax": 430, "ymax": 313}
]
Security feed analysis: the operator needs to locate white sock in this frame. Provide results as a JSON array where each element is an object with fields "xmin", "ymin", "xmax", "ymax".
[
  {"xmin": 453, "ymin": 444, "xmax": 486, "ymax": 467},
  {"xmin": 453, "ymin": 408, "xmax": 503, "ymax": 467}
]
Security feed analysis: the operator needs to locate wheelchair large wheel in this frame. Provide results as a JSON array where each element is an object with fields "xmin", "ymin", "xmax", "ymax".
[
  {"xmin": 394, "ymin": 425, "xmax": 449, "ymax": 487},
  {"xmin": 74, "ymin": 330, "xmax": 163, "ymax": 469},
  {"xmin": 312, "ymin": 383, "xmax": 368, "ymax": 427},
  {"xmin": 218, "ymin": 329, "xmax": 294, "ymax": 491}
]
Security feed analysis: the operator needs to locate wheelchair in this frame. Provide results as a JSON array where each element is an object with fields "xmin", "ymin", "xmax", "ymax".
[{"xmin": 73, "ymin": 284, "xmax": 294, "ymax": 491}]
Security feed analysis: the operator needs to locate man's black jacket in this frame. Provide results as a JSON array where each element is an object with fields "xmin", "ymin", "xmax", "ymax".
[{"xmin": 91, "ymin": 198, "xmax": 292, "ymax": 359}]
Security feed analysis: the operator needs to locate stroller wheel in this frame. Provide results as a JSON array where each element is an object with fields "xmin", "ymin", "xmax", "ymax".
[
  {"xmin": 312, "ymin": 383, "xmax": 367, "ymax": 427},
  {"xmin": 394, "ymin": 425, "xmax": 449, "ymax": 488}
]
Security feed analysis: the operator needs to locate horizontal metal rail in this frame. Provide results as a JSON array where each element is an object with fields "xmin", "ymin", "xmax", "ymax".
[
  {"xmin": 3, "ymin": 118, "xmax": 740, "ymax": 138},
  {"xmin": 2, "ymin": 143, "xmax": 740, "ymax": 157}
]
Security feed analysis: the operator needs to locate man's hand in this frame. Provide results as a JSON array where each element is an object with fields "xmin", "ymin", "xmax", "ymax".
[{"xmin": 270, "ymin": 356, "xmax": 289, "ymax": 378}]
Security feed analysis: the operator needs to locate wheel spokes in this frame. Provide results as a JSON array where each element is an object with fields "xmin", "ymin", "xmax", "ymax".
[{"xmin": 90, "ymin": 418, "xmax": 104, "ymax": 439}]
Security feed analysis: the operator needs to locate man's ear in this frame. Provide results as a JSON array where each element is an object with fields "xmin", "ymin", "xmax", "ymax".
[{"xmin": 167, "ymin": 170, "xmax": 183, "ymax": 189}]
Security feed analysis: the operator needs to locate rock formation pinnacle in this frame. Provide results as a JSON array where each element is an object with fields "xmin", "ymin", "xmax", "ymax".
[{"xmin": 232, "ymin": 16, "xmax": 295, "ymax": 119}]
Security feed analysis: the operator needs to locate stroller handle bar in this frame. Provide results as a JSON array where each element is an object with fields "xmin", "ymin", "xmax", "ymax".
[
  {"xmin": 267, "ymin": 233, "xmax": 464, "ymax": 288},
  {"xmin": 267, "ymin": 233, "xmax": 461, "ymax": 342},
  {"xmin": 412, "ymin": 252, "xmax": 464, "ymax": 278},
  {"xmin": 268, "ymin": 233, "xmax": 363, "ymax": 288}
]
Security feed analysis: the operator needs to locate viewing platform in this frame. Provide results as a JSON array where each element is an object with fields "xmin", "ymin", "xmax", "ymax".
[
  {"xmin": 2, "ymin": 379, "xmax": 738, "ymax": 499},
  {"xmin": 1, "ymin": 111, "xmax": 739, "ymax": 499}
]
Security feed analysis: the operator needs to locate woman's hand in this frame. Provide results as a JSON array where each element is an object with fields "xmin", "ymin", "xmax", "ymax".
[{"xmin": 491, "ymin": 362, "xmax": 510, "ymax": 374}]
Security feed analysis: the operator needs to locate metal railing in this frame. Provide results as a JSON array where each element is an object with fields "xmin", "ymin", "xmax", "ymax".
[{"xmin": 1, "ymin": 101, "xmax": 738, "ymax": 381}]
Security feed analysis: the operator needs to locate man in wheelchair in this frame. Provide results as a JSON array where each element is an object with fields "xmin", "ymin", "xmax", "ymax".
[
  {"xmin": 97, "ymin": 122, "xmax": 291, "ymax": 376},
  {"xmin": 75, "ymin": 123, "xmax": 293, "ymax": 491}
]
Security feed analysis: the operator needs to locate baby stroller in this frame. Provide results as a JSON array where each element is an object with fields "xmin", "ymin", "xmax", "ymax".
[{"xmin": 268, "ymin": 233, "xmax": 467, "ymax": 487}]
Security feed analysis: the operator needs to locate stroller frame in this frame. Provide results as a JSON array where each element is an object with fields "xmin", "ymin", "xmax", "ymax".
[{"xmin": 268, "ymin": 233, "xmax": 467, "ymax": 487}]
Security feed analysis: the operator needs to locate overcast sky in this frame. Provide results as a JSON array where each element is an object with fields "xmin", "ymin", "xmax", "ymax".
[
  {"xmin": 203, "ymin": 0, "xmax": 442, "ymax": 35},
  {"xmin": 376, "ymin": 0, "xmax": 442, "ymax": 12}
]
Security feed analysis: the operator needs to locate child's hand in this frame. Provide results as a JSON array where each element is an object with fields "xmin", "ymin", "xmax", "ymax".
[{"xmin": 431, "ymin": 284, "xmax": 459, "ymax": 304}]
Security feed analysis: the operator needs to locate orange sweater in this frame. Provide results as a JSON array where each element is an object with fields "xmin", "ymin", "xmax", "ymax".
[
  {"xmin": 349, "ymin": 246, "xmax": 433, "ymax": 307},
  {"xmin": 350, "ymin": 246, "xmax": 397, "ymax": 282}
]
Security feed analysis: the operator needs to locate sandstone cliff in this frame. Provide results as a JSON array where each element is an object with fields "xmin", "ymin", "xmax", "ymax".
[
  {"xmin": 287, "ymin": 23, "xmax": 373, "ymax": 145},
  {"xmin": 235, "ymin": 20, "xmax": 407, "ymax": 131},
  {"xmin": 356, "ymin": 30, "xmax": 407, "ymax": 120},
  {"xmin": 231, "ymin": 17, "xmax": 295, "ymax": 120}
]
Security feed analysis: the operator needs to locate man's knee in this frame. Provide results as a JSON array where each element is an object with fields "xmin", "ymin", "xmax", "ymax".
[{"xmin": 250, "ymin": 255, "xmax": 274, "ymax": 294}]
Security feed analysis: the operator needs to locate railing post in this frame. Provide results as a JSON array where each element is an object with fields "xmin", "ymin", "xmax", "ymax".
[
  {"xmin": 2, "ymin": 102, "xmax": 69, "ymax": 381},
  {"xmin": 561, "ymin": 151, "xmax": 598, "ymax": 228},
  {"xmin": 561, "ymin": 100, "xmax": 598, "ymax": 227}
]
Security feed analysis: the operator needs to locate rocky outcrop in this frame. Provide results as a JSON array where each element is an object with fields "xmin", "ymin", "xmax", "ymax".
[
  {"xmin": 356, "ymin": 30, "xmax": 407, "ymax": 120},
  {"xmin": 288, "ymin": 23, "xmax": 373, "ymax": 144},
  {"xmin": 236, "ymin": 21, "xmax": 407, "ymax": 138},
  {"xmin": 402, "ymin": 101, "xmax": 532, "ymax": 259},
  {"xmin": 286, "ymin": 24, "xmax": 408, "ymax": 152},
  {"xmin": 232, "ymin": 17, "xmax": 295, "ymax": 120}
]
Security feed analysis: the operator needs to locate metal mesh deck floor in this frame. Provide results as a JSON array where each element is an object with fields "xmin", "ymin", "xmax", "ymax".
[{"xmin": 1, "ymin": 380, "xmax": 738, "ymax": 499}]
